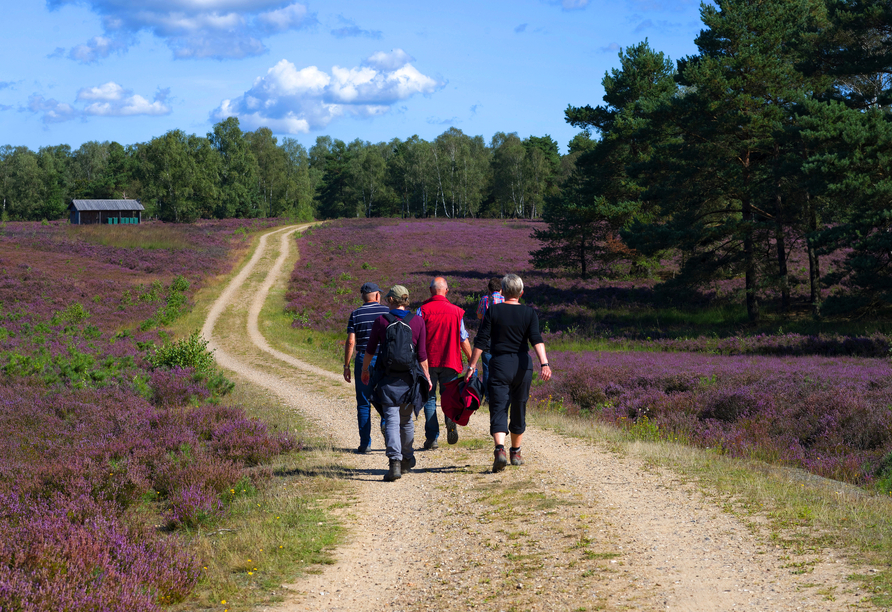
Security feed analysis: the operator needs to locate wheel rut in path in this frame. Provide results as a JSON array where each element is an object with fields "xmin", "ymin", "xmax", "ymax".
[{"xmin": 204, "ymin": 226, "xmax": 871, "ymax": 612}]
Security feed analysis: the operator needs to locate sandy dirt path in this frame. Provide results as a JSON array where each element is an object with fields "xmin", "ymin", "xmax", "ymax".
[{"xmin": 204, "ymin": 225, "xmax": 872, "ymax": 611}]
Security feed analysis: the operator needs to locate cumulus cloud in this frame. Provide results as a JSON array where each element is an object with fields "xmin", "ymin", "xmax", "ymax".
[
  {"xmin": 330, "ymin": 16, "xmax": 382, "ymax": 39},
  {"xmin": 47, "ymin": 0, "xmax": 316, "ymax": 61},
  {"xmin": 25, "ymin": 82, "xmax": 172, "ymax": 123},
  {"xmin": 26, "ymin": 95, "xmax": 79, "ymax": 123},
  {"xmin": 212, "ymin": 50, "xmax": 444, "ymax": 133}
]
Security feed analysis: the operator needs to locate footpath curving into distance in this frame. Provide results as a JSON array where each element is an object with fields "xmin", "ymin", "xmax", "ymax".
[{"xmin": 203, "ymin": 225, "xmax": 872, "ymax": 612}]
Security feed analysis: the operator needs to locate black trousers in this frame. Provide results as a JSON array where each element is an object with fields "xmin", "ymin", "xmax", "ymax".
[{"xmin": 487, "ymin": 353, "xmax": 532, "ymax": 436}]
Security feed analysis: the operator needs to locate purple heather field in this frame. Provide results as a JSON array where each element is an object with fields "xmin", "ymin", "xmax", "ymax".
[
  {"xmin": 287, "ymin": 218, "xmax": 892, "ymax": 486},
  {"xmin": 0, "ymin": 219, "xmax": 294, "ymax": 610}
]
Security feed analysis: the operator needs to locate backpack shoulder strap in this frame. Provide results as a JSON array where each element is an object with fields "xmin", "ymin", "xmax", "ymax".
[
  {"xmin": 383, "ymin": 313, "xmax": 397, "ymax": 325},
  {"xmin": 401, "ymin": 311, "xmax": 415, "ymax": 324}
]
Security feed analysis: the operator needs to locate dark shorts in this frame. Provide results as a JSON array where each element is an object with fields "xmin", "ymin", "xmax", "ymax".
[{"xmin": 487, "ymin": 353, "xmax": 532, "ymax": 435}]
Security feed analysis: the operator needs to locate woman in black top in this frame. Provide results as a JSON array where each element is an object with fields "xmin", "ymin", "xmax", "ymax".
[{"xmin": 465, "ymin": 274, "xmax": 552, "ymax": 472}]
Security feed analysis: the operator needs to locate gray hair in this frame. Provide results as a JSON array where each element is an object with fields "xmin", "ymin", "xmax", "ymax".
[{"xmin": 501, "ymin": 274, "xmax": 523, "ymax": 299}]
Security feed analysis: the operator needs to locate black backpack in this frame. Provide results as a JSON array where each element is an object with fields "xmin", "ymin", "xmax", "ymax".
[{"xmin": 380, "ymin": 312, "xmax": 417, "ymax": 374}]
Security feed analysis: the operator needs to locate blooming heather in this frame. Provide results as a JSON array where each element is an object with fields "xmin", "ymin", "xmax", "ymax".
[
  {"xmin": 0, "ymin": 219, "xmax": 297, "ymax": 610},
  {"xmin": 531, "ymin": 350, "xmax": 892, "ymax": 484}
]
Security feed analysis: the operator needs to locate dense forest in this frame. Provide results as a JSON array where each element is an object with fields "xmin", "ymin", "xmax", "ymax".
[
  {"xmin": 0, "ymin": 119, "xmax": 579, "ymax": 224},
  {"xmin": 2, "ymin": 0, "xmax": 892, "ymax": 320},
  {"xmin": 535, "ymin": 0, "xmax": 892, "ymax": 320}
]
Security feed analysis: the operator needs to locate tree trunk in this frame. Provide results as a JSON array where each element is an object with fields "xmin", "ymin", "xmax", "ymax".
[
  {"xmin": 774, "ymin": 191, "xmax": 789, "ymax": 313},
  {"xmin": 806, "ymin": 193, "xmax": 821, "ymax": 317},
  {"xmin": 742, "ymin": 197, "xmax": 759, "ymax": 322}
]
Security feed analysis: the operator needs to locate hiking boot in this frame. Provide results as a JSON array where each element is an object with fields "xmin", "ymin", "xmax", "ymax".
[
  {"xmin": 509, "ymin": 448, "xmax": 524, "ymax": 466},
  {"xmin": 383, "ymin": 459, "xmax": 402, "ymax": 482},
  {"xmin": 423, "ymin": 438, "xmax": 439, "ymax": 450},
  {"xmin": 446, "ymin": 417, "xmax": 459, "ymax": 445},
  {"xmin": 492, "ymin": 448, "xmax": 508, "ymax": 473},
  {"xmin": 400, "ymin": 455, "xmax": 417, "ymax": 473},
  {"xmin": 355, "ymin": 445, "xmax": 371, "ymax": 454}
]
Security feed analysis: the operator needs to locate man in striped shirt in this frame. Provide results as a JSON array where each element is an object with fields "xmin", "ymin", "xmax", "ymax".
[{"xmin": 345, "ymin": 282, "xmax": 390, "ymax": 453}]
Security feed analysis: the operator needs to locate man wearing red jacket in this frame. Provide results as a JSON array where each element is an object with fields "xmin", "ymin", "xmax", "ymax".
[{"xmin": 417, "ymin": 277, "xmax": 473, "ymax": 449}]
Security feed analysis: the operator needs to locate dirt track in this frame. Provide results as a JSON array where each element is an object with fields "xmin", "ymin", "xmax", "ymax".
[{"xmin": 203, "ymin": 225, "xmax": 872, "ymax": 611}]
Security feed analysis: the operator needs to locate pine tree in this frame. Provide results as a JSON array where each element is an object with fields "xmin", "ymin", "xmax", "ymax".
[{"xmin": 625, "ymin": 0, "xmax": 827, "ymax": 321}]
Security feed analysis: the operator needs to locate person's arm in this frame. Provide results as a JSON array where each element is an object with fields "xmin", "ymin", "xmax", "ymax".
[
  {"xmin": 458, "ymin": 319, "xmax": 472, "ymax": 361},
  {"xmin": 343, "ymin": 332, "xmax": 356, "ymax": 382},
  {"xmin": 476, "ymin": 296, "xmax": 486, "ymax": 320},
  {"xmin": 526, "ymin": 308, "xmax": 550, "ymax": 380},
  {"xmin": 533, "ymin": 342, "xmax": 552, "ymax": 381},
  {"xmin": 461, "ymin": 338, "xmax": 472, "ymax": 361},
  {"xmin": 474, "ymin": 307, "xmax": 492, "ymax": 353},
  {"xmin": 419, "ymin": 358, "xmax": 432, "ymax": 390},
  {"xmin": 464, "ymin": 347, "xmax": 484, "ymax": 382},
  {"xmin": 360, "ymin": 351, "xmax": 373, "ymax": 385},
  {"xmin": 360, "ymin": 317, "xmax": 384, "ymax": 385}
]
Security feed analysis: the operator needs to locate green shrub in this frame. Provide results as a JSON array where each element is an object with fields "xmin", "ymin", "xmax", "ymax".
[
  {"xmin": 51, "ymin": 303, "xmax": 90, "ymax": 326},
  {"xmin": 148, "ymin": 332, "xmax": 215, "ymax": 374}
]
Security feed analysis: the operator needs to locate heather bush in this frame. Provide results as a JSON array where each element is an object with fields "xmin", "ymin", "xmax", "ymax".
[
  {"xmin": 532, "ymin": 350, "xmax": 892, "ymax": 485},
  {"xmin": 0, "ymin": 489, "xmax": 200, "ymax": 611},
  {"xmin": 150, "ymin": 366, "xmax": 212, "ymax": 407},
  {"xmin": 0, "ymin": 219, "xmax": 299, "ymax": 608}
]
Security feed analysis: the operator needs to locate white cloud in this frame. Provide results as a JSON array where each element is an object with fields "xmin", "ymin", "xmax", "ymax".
[
  {"xmin": 363, "ymin": 49, "xmax": 414, "ymax": 72},
  {"xmin": 48, "ymin": 0, "xmax": 316, "ymax": 61},
  {"xmin": 257, "ymin": 3, "xmax": 309, "ymax": 33},
  {"xmin": 26, "ymin": 83, "xmax": 171, "ymax": 123},
  {"xmin": 600, "ymin": 42, "xmax": 622, "ymax": 53},
  {"xmin": 212, "ymin": 51, "xmax": 444, "ymax": 133},
  {"xmin": 26, "ymin": 95, "xmax": 79, "ymax": 123}
]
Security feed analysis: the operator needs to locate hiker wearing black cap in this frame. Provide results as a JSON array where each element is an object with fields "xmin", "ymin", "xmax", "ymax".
[{"xmin": 344, "ymin": 281, "xmax": 389, "ymax": 453}]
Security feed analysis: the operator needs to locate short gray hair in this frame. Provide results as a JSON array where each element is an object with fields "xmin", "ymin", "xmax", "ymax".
[
  {"xmin": 501, "ymin": 274, "xmax": 523, "ymax": 299},
  {"xmin": 429, "ymin": 277, "xmax": 447, "ymax": 292}
]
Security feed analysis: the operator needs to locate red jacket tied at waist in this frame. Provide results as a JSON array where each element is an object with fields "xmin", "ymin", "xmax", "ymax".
[{"xmin": 419, "ymin": 295, "xmax": 464, "ymax": 372}]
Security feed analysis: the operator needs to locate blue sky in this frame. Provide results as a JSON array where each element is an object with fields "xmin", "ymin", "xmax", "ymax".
[{"xmin": 1, "ymin": 0, "xmax": 705, "ymax": 153}]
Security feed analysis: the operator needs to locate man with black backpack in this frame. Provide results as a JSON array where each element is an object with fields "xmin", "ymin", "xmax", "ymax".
[{"xmin": 361, "ymin": 285, "xmax": 432, "ymax": 482}]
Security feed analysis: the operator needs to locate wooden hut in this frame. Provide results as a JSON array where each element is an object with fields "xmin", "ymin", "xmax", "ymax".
[{"xmin": 69, "ymin": 199, "xmax": 145, "ymax": 225}]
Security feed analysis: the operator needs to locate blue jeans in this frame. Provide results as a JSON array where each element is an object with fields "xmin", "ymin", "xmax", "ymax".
[
  {"xmin": 423, "ymin": 366, "xmax": 459, "ymax": 442},
  {"xmin": 354, "ymin": 355, "xmax": 377, "ymax": 448}
]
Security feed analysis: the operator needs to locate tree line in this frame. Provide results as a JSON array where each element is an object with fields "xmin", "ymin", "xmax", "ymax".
[
  {"xmin": 534, "ymin": 0, "xmax": 892, "ymax": 319},
  {"xmin": 0, "ymin": 118, "xmax": 582, "ymax": 224}
]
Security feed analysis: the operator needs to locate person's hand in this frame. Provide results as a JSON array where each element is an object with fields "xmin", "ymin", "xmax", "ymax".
[
  {"xmin": 539, "ymin": 364, "xmax": 552, "ymax": 382},
  {"xmin": 343, "ymin": 365, "xmax": 351, "ymax": 383},
  {"xmin": 463, "ymin": 365, "xmax": 476, "ymax": 383},
  {"xmin": 426, "ymin": 377, "xmax": 433, "ymax": 391},
  {"xmin": 361, "ymin": 370, "xmax": 370, "ymax": 385}
]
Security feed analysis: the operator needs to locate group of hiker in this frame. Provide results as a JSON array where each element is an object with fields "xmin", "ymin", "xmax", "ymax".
[{"xmin": 343, "ymin": 275, "xmax": 552, "ymax": 481}]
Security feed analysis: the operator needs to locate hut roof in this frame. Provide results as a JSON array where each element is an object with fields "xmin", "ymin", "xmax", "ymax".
[{"xmin": 70, "ymin": 199, "xmax": 145, "ymax": 212}]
